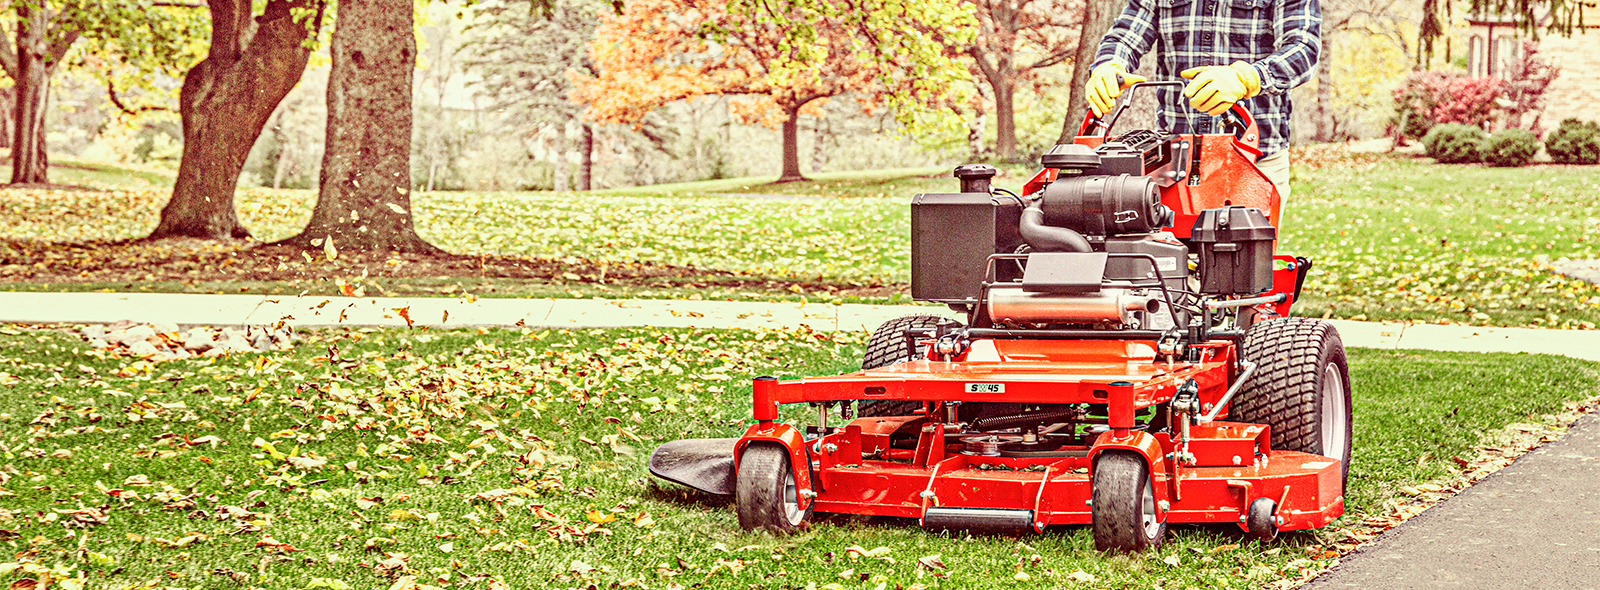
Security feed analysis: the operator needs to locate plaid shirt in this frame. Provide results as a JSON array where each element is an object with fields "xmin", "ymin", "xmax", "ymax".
[{"xmin": 1092, "ymin": 0, "xmax": 1321, "ymax": 156}]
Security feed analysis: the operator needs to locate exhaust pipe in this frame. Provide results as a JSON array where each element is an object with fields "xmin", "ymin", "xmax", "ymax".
[{"xmin": 987, "ymin": 285, "xmax": 1160, "ymax": 325}]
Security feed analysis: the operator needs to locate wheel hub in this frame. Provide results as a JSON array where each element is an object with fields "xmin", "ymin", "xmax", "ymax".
[{"xmin": 1320, "ymin": 361, "xmax": 1349, "ymax": 461}]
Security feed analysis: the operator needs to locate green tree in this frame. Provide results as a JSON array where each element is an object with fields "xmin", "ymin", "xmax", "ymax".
[
  {"xmin": 0, "ymin": 1, "xmax": 204, "ymax": 185},
  {"xmin": 966, "ymin": 0, "xmax": 1080, "ymax": 160},
  {"xmin": 464, "ymin": 0, "xmax": 602, "ymax": 191}
]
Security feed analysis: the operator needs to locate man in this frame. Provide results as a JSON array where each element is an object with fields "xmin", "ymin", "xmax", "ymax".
[{"xmin": 1084, "ymin": 0, "xmax": 1320, "ymax": 198}]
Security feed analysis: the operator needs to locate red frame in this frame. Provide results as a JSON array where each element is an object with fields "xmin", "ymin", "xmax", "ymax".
[{"xmin": 732, "ymin": 105, "xmax": 1342, "ymax": 535}]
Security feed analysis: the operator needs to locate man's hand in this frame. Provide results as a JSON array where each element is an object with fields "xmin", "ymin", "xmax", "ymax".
[
  {"xmin": 1086, "ymin": 63, "xmax": 1147, "ymax": 117},
  {"xmin": 1179, "ymin": 61, "xmax": 1262, "ymax": 116}
]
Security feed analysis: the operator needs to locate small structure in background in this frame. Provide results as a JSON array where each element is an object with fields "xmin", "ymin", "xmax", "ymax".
[{"xmin": 1465, "ymin": 11, "xmax": 1599, "ymax": 134}]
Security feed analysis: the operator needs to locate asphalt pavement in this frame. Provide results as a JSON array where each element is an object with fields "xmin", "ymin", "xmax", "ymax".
[{"xmin": 1305, "ymin": 410, "xmax": 1600, "ymax": 590}]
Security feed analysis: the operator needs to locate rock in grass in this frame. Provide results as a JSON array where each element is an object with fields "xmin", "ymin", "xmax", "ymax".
[
  {"xmin": 182, "ymin": 328, "xmax": 215, "ymax": 352},
  {"xmin": 127, "ymin": 340, "xmax": 161, "ymax": 356}
]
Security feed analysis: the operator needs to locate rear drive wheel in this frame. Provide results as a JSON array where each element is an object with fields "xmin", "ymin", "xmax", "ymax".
[
  {"xmin": 735, "ymin": 444, "xmax": 810, "ymax": 533},
  {"xmin": 1092, "ymin": 451, "xmax": 1166, "ymax": 552},
  {"xmin": 858, "ymin": 315, "xmax": 947, "ymax": 417},
  {"xmin": 1233, "ymin": 318, "xmax": 1354, "ymax": 486}
]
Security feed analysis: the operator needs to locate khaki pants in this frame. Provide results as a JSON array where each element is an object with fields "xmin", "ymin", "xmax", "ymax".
[{"xmin": 1256, "ymin": 150, "xmax": 1291, "ymax": 201}]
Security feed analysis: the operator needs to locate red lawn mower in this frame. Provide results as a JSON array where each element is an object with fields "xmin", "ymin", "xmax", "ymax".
[{"xmin": 650, "ymin": 82, "xmax": 1352, "ymax": 551}]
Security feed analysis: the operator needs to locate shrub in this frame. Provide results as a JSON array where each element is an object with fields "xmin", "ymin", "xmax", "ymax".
[
  {"xmin": 1544, "ymin": 118, "xmax": 1600, "ymax": 164},
  {"xmin": 1392, "ymin": 71, "xmax": 1505, "ymax": 141},
  {"xmin": 1394, "ymin": 71, "xmax": 1456, "ymax": 140},
  {"xmin": 1482, "ymin": 128, "xmax": 1540, "ymax": 167},
  {"xmin": 1423, "ymin": 123, "xmax": 1487, "ymax": 163}
]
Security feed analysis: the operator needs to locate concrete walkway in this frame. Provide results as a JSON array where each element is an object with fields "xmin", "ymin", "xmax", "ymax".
[{"xmin": 1, "ymin": 291, "xmax": 1598, "ymax": 362}]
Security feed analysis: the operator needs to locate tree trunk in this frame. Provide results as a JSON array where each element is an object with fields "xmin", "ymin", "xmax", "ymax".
[
  {"xmin": 151, "ymin": 0, "xmax": 326, "ymax": 240},
  {"xmin": 0, "ymin": 88, "xmax": 14, "ymax": 150},
  {"xmin": 1312, "ymin": 33, "xmax": 1335, "ymax": 142},
  {"xmin": 577, "ymin": 123, "xmax": 593, "ymax": 191},
  {"xmin": 278, "ymin": 0, "xmax": 438, "ymax": 253},
  {"xmin": 271, "ymin": 107, "xmax": 293, "ymax": 189},
  {"xmin": 1059, "ymin": 0, "xmax": 1118, "ymax": 144},
  {"xmin": 777, "ymin": 104, "xmax": 805, "ymax": 182},
  {"xmin": 994, "ymin": 80, "xmax": 1016, "ymax": 161},
  {"xmin": 552, "ymin": 122, "xmax": 569, "ymax": 192},
  {"xmin": 10, "ymin": 8, "xmax": 52, "ymax": 185}
]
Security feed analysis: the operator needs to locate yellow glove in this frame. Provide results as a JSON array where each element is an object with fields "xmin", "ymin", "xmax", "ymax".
[
  {"xmin": 1086, "ymin": 63, "xmax": 1147, "ymax": 117},
  {"xmin": 1179, "ymin": 61, "xmax": 1262, "ymax": 116}
]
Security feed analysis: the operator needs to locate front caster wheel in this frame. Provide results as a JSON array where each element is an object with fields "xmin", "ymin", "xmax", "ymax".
[
  {"xmin": 735, "ymin": 443, "xmax": 810, "ymax": 533},
  {"xmin": 1092, "ymin": 451, "xmax": 1166, "ymax": 552},
  {"xmin": 1246, "ymin": 497, "xmax": 1279, "ymax": 541}
]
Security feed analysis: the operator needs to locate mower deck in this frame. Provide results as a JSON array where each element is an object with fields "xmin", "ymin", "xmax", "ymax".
[{"xmin": 732, "ymin": 337, "xmax": 1345, "ymax": 535}]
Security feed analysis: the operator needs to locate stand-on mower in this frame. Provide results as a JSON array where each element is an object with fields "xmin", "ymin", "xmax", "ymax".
[{"xmin": 649, "ymin": 82, "xmax": 1353, "ymax": 551}]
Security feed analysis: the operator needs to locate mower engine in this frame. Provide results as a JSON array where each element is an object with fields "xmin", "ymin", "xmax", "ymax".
[{"xmin": 649, "ymin": 85, "xmax": 1352, "ymax": 552}]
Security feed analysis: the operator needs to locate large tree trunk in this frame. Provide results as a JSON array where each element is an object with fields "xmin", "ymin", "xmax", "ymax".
[
  {"xmin": 150, "ymin": 0, "xmax": 326, "ymax": 240},
  {"xmin": 278, "ymin": 0, "xmax": 438, "ymax": 253},
  {"xmin": 10, "ymin": 7, "xmax": 53, "ymax": 185},
  {"xmin": 777, "ymin": 104, "xmax": 805, "ymax": 182},
  {"xmin": 1058, "ymin": 0, "xmax": 1118, "ymax": 144}
]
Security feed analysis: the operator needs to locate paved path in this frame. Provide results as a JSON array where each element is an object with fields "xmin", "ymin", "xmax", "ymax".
[
  {"xmin": 1305, "ymin": 410, "xmax": 1600, "ymax": 589},
  {"xmin": 1, "ymin": 292, "xmax": 1598, "ymax": 361}
]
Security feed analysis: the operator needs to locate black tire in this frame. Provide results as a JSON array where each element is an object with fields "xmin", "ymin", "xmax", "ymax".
[
  {"xmin": 858, "ymin": 315, "xmax": 947, "ymax": 417},
  {"xmin": 735, "ymin": 443, "xmax": 810, "ymax": 533},
  {"xmin": 1091, "ymin": 451, "xmax": 1166, "ymax": 552},
  {"xmin": 1233, "ymin": 318, "xmax": 1354, "ymax": 486},
  {"xmin": 1246, "ymin": 497, "xmax": 1278, "ymax": 541}
]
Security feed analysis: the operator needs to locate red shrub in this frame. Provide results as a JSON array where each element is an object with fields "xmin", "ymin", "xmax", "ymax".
[{"xmin": 1432, "ymin": 76, "xmax": 1504, "ymax": 128}]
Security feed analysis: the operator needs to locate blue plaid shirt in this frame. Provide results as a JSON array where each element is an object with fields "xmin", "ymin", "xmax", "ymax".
[{"xmin": 1092, "ymin": 0, "xmax": 1321, "ymax": 156}]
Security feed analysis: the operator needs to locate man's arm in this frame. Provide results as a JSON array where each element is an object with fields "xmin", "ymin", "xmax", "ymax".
[
  {"xmin": 1253, "ymin": 0, "xmax": 1321, "ymax": 96},
  {"xmin": 1092, "ymin": 0, "xmax": 1158, "ymax": 72}
]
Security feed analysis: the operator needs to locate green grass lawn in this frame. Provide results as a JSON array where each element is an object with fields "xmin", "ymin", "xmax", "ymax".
[
  {"xmin": 1282, "ymin": 159, "xmax": 1600, "ymax": 329},
  {"xmin": 1, "ymin": 324, "xmax": 1595, "ymax": 589},
  {"xmin": 2, "ymin": 154, "xmax": 1598, "ymax": 327}
]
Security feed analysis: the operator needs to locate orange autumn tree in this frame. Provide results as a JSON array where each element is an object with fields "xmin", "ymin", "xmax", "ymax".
[{"xmin": 573, "ymin": 0, "xmax": 975, "ymax": 182}]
